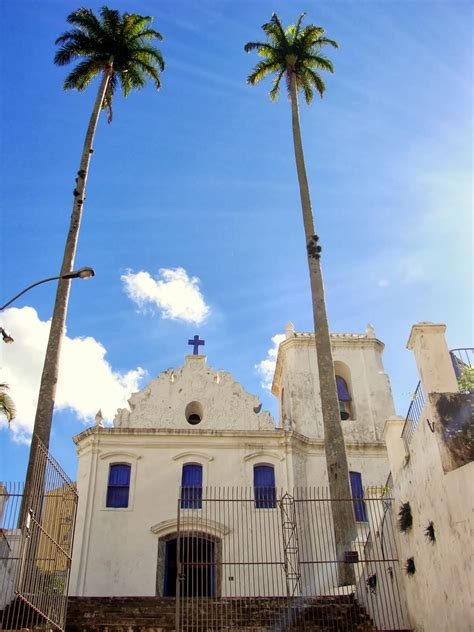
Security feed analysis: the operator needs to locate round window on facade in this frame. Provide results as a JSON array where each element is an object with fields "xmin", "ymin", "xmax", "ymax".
[{"xmin": 185, "ymin": 401, "xmax": 204, "ymax": 425}]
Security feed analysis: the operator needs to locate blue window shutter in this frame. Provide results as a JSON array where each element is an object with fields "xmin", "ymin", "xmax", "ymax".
[
  {"xmin": 350, "ymin": 471, "xmax": 368, "ymax": 522},
  {"xmin": 181, "ymin": 464, "xmax": 203, "ymax": 509},
  {"xmin": 336, "ymin": 376, "xmax": 351, "ymax": 401},
  {"xmin": 106, "ymin": 464, "xmax": 131, "ymax": 508},
  {"xmin": 254, "ymin": 465, "xmax": 276, "ymax": 509}
]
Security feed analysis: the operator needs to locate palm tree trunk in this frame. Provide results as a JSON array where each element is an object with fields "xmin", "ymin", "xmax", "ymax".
[
  {"xmin": 289, "ymin": 73, "xmax": 356, "ymax": 585},
  {"xmin": 20, "ymin": 67, "xmax": 112, "ymax": 527}
]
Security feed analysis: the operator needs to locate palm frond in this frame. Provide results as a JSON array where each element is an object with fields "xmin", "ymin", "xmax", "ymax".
[
  {"xmin": 55, "ymin": 7, "xmax": 165, "ymax": 116},
  {"xmin": 247, "ymin": 60, "xmax": 281, "ymax": 86},
  {"xmin": 130, "ymin": 28, "xmax": 163, "ymax": 43},
  {"xmin": 129, "ymin": 59, "xmax": 161, "ymax": 90},
  {"xmin": 305, "ymin": 67, "xmax": 326, "ymax": 98},
  {"xmin": 316, "ymin": 36, "xmax": 339, "ymax": 49},
  {"xmin": 132, "ymin": 45, "xmax": 165, "ymax": 71},
  {"xmin": 0, "ymin": 384, "xmax": 16, "ymax": 423},
  {"xmin": 245, "ymin": 13, "xmax": 337, "ymax": 102},
  {"xmin": 55, "ymin": 28, "xmax": 83, "ymax": 46},
  {"xmin": 262, "ymin": 13, "xmax": 287, "ymax": 47},
  {"xmin": 244, "ymin": 41, "xmax": 270, "ymax": 53},
  {"xmin": 269, "ymin": 68, "xmax": 285, "ymax": 101},
  {"xmin": 103, "ymin": 71, "xmax": 117, "ymax": 122},
  {"xmin": 297, "ymin": 70, "xmax": 315, "ymax": 103},
  {"xmin": 63, "ymin": 58, "xmax": 102, "ymax": 91},
  {"xmin": 54, "ymin": 33, "xmax": 98, "ymax": 65},
  {"xmin": 54, "ymin": 42, "xmax": 83, "ymax": 66},
  {"xmin": 100, "ymin": 6, "xmax": 121, "ymax": 36},
  {"xmin": 304, "ymin": 54, "xmax": 334, "ymax": 73},
  {"xmin": 66, "ymin": 8, "xmax": 102, "ymax": 37},
  {"xmin": 293, "ymin": 13, "xmax": 307, "ymax": 41},
  {"xmin": 299, "ymin": 26, "xmax": 328, "ymax": 50},
  {"xmin": 124, "ymin": 14, "xmax": 162, "ymax": 40}
]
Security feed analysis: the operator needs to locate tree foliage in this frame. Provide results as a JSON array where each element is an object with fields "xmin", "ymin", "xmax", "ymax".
[
  {"xmin": 54, "ymin": 6, "xmax": 164, "ymax": 121},
  {"xmin": 244, "ymin": 12, "xmax": 338, "ymax": 103},
  {"xmin": 0, "ymin": 383, "xmax": 16, "ymax": 424}
]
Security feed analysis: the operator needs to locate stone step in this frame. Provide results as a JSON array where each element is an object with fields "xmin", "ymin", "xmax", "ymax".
[{"xmin": 65, "ymin": 596, "xmax": 379, "ymax": 632}]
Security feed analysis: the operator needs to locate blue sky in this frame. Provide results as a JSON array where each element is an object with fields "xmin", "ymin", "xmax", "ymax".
[{"xmin": 0, "ymin": 0, "xmax": 472, "ymax": 481}]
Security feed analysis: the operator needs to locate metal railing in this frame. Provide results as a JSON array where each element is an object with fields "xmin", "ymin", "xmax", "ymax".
[
  {"xmin": 450, "ymin": 348, "xmax": 473, "ymax": 381},
  {"xmin": 172, "ymin": 486, "xmax": 409, "ymax": 631},
  {"xmin": 401, "ymin": 380, "xmax": 425, "ymax": 452},
  {"xmin": 401, "ymin": 348, "xmax": 472, "ymax": 453},
  {"xmin": 0, "ymin": 437, "xmax": 78, "ymax": 631}
]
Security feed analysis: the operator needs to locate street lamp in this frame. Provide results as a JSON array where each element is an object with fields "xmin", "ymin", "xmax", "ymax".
[
  {"xmin": 0, "ymin": 327, "xmax": 14, "ymax": 344},
  {"xmin": 0, "ymin": 267, "xmax": 95, "ymax": 312}
]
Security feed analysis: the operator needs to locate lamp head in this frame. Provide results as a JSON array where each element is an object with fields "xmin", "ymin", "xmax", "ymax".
[
  {"xmin": 0, "ymin": 327, "xmax": 14, "ymax": 344},
  {"xmin": 62, "ymin": 267, "xmax": 95, "ymax": 280}
]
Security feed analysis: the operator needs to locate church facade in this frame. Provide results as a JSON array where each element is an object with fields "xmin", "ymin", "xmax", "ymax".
[{"xmin": 69, "ymin": 324, "xmax": 395, "ymax": 598}]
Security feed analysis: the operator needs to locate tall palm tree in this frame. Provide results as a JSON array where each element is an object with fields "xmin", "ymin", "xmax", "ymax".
[
  {"xmin": 22, "ymin": 6, "xmax": 164, "ymax": 513},
  {"xmin": 245, "ymin": 13, "xmax": 356, "ymax": 583}
]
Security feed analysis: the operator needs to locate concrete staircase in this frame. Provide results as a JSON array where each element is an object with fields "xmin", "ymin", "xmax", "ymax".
[{"xmin": 65, "ymin": 595, "xmax": 378, "ymax": 631}]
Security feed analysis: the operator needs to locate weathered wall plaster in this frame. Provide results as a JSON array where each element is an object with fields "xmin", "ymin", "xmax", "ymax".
[
  {"xmin": 272, "ymin": 326, "xmax": 395, "ymax": 442},
  {"xmin": 384, "ymin": 323, "xmax": 473, "ymax": 631},
  {"xmin": 70, "ymin": 328, "xmax": 392, "ymax": 598},
  {"xmin": 114, "ymin": 355, "xmax": 274, "ymax": 431}
]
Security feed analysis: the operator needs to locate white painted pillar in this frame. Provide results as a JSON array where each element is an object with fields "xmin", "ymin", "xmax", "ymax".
[
  {"xmin": 382, "ymin": 416, "xmax": 406, "ymax": 476},
  {"xmin": 406, "ymin": 323, "xmax": 458, "ymax": 394}
]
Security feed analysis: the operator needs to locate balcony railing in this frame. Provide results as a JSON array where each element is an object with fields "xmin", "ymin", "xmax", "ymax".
[
  {"xmin": 401, "ymin": 380, "xmax": 425, "ymax": 453},
  {"xmin": 401, "ymin": 348, "xmax": 472, "ymax": 453},
  {"xmin": 450, "ymin": 348, "xmax": 473, "ymax": 381}
]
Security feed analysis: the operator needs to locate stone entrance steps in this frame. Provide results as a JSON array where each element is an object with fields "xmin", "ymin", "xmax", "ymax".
[{"xmin": 65, "ymin": 595, "xmax": 378, "ymax": 631}]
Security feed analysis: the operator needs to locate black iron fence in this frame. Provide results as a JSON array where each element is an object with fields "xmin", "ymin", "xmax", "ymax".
[
  {"xmin": 0, "ymin": 437, "xmax": 78, "ymax": 631},
  {"xmin": 401, "ymin": 381, "xmax": 425, "ymax": 452},
  {"xmin": 450, "ymin": 348, "xmax": 473, "ymax": 386},
  {"xmin": 402, "ymin": 348, "xmax": 473, "ymax": 453},
  {"xmin": 174, "ymin": 486, "xmax": 409, "ymax": 631}
]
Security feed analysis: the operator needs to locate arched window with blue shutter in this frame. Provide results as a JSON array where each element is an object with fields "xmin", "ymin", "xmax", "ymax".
[
  {"xmin": 336, "ymin": 375, "xmax": 352, "ymax": 420},
  {"xmin": 181, "ymin": 463, "xmax": 203, "ymax": 509},
  {"xmin": 349, "ymin": 471, "xmax": 368, "ymax": 522},
  {"xmin": 254, "ymin": 464, "xmax": 276, "ymax": 509},
  {"xmin": 106, "ymin": 463, "xmax": 131, "ymax": 508}
]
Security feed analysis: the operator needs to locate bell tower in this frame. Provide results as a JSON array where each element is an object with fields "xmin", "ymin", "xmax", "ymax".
[{"xmin": 271, "ymin": 323, "xmax": 395, "ymax": 441}]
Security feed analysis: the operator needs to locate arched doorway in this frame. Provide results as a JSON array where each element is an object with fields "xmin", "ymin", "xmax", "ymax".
[{"xmin": 163, "ymin": 535, "xmax": 216, "ymax": 597}]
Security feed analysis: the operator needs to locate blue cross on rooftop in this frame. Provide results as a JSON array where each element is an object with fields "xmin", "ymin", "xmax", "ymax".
[{"xmin": 188, "ymin": 335, "xmax": 205, "ymax": 355}]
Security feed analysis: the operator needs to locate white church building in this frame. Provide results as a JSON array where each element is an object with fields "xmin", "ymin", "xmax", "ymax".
[{"xmin": 69, "ymin": 322, "xmax": 395, "ymax": 600}]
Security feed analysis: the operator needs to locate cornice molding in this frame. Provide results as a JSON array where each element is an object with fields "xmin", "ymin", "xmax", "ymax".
[
  {"xmin": 150, "ymin": 517, "xmax": 230, "ymax": 538},
  {"xmin": 243, "ymin": 451, "xmax": 285, "ymax": 463},
  {"xmin": 99, "ymin": 451, "xmax": 142, "ymax": 462},
  {"xmin": 172, "ymin": 451, "xmax": 214, "ymax": 462},
  {"xmin": 272, "ymin": 332, "xmax": 384, "ymax": 395}
]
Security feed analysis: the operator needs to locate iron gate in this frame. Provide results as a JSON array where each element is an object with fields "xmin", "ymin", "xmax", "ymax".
[
  {"xmin": 175, "ymin": 486, "xmax": 409, "ymax": 631},
  {"xmin": 0, "ymin": 437, "xmax": 78, "ymax": 631}
]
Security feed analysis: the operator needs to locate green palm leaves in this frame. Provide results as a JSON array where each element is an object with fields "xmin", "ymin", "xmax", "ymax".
[
  {"xmin": 244, "ymin": 13, "xmax": 338, "ymax": 103},
  {"xmin": 54, "ymin": 6, "xmax": 164, "ymax": 121},
  {"xmin": 0, "ymin": 383, "xmax": 16, "ymax": 424}
]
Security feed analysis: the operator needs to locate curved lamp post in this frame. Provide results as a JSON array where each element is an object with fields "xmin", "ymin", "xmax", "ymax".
[
  {"xmin": 5, "ymin": 266, "xmax": 96, "ymax": 526},
  {"xmin": 0, "ymin": 267, "xmax": 95, "ymax": 312}
]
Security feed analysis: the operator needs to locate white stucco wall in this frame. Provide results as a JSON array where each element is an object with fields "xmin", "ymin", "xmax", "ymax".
[
  {"xmin": 70, "ymin": 344, "xmax": 391, "ymax": 598},
  {"xmin": 384, "ymin": 323, "xmax": 473, "ymax": 631},
  {"xmin": 70, "ymin": 428, "xmax": 389, "ymax": 597},
  {"xmin": 114, "ymin": 355, "xmax": 274, "ymax": 431},
  {"xmin": 272, "ymin": 327, "xmax": 395, "ymax": 442}
]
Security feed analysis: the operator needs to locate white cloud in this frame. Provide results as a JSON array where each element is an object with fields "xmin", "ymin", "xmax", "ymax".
[
  {"xmin": 255, "ymin": 333, "xmax": 285, "ymax": 390},
  {"xmin": 377, "ymin": 279, "xmax": 390, "ymax": 288},
  {"xmin": 0, "ymin": 307, "xmax": 145, "ymax": 444},
  {"xmin": 121, "ymin": 267, "xmax": 210, "ymax": 324}
]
